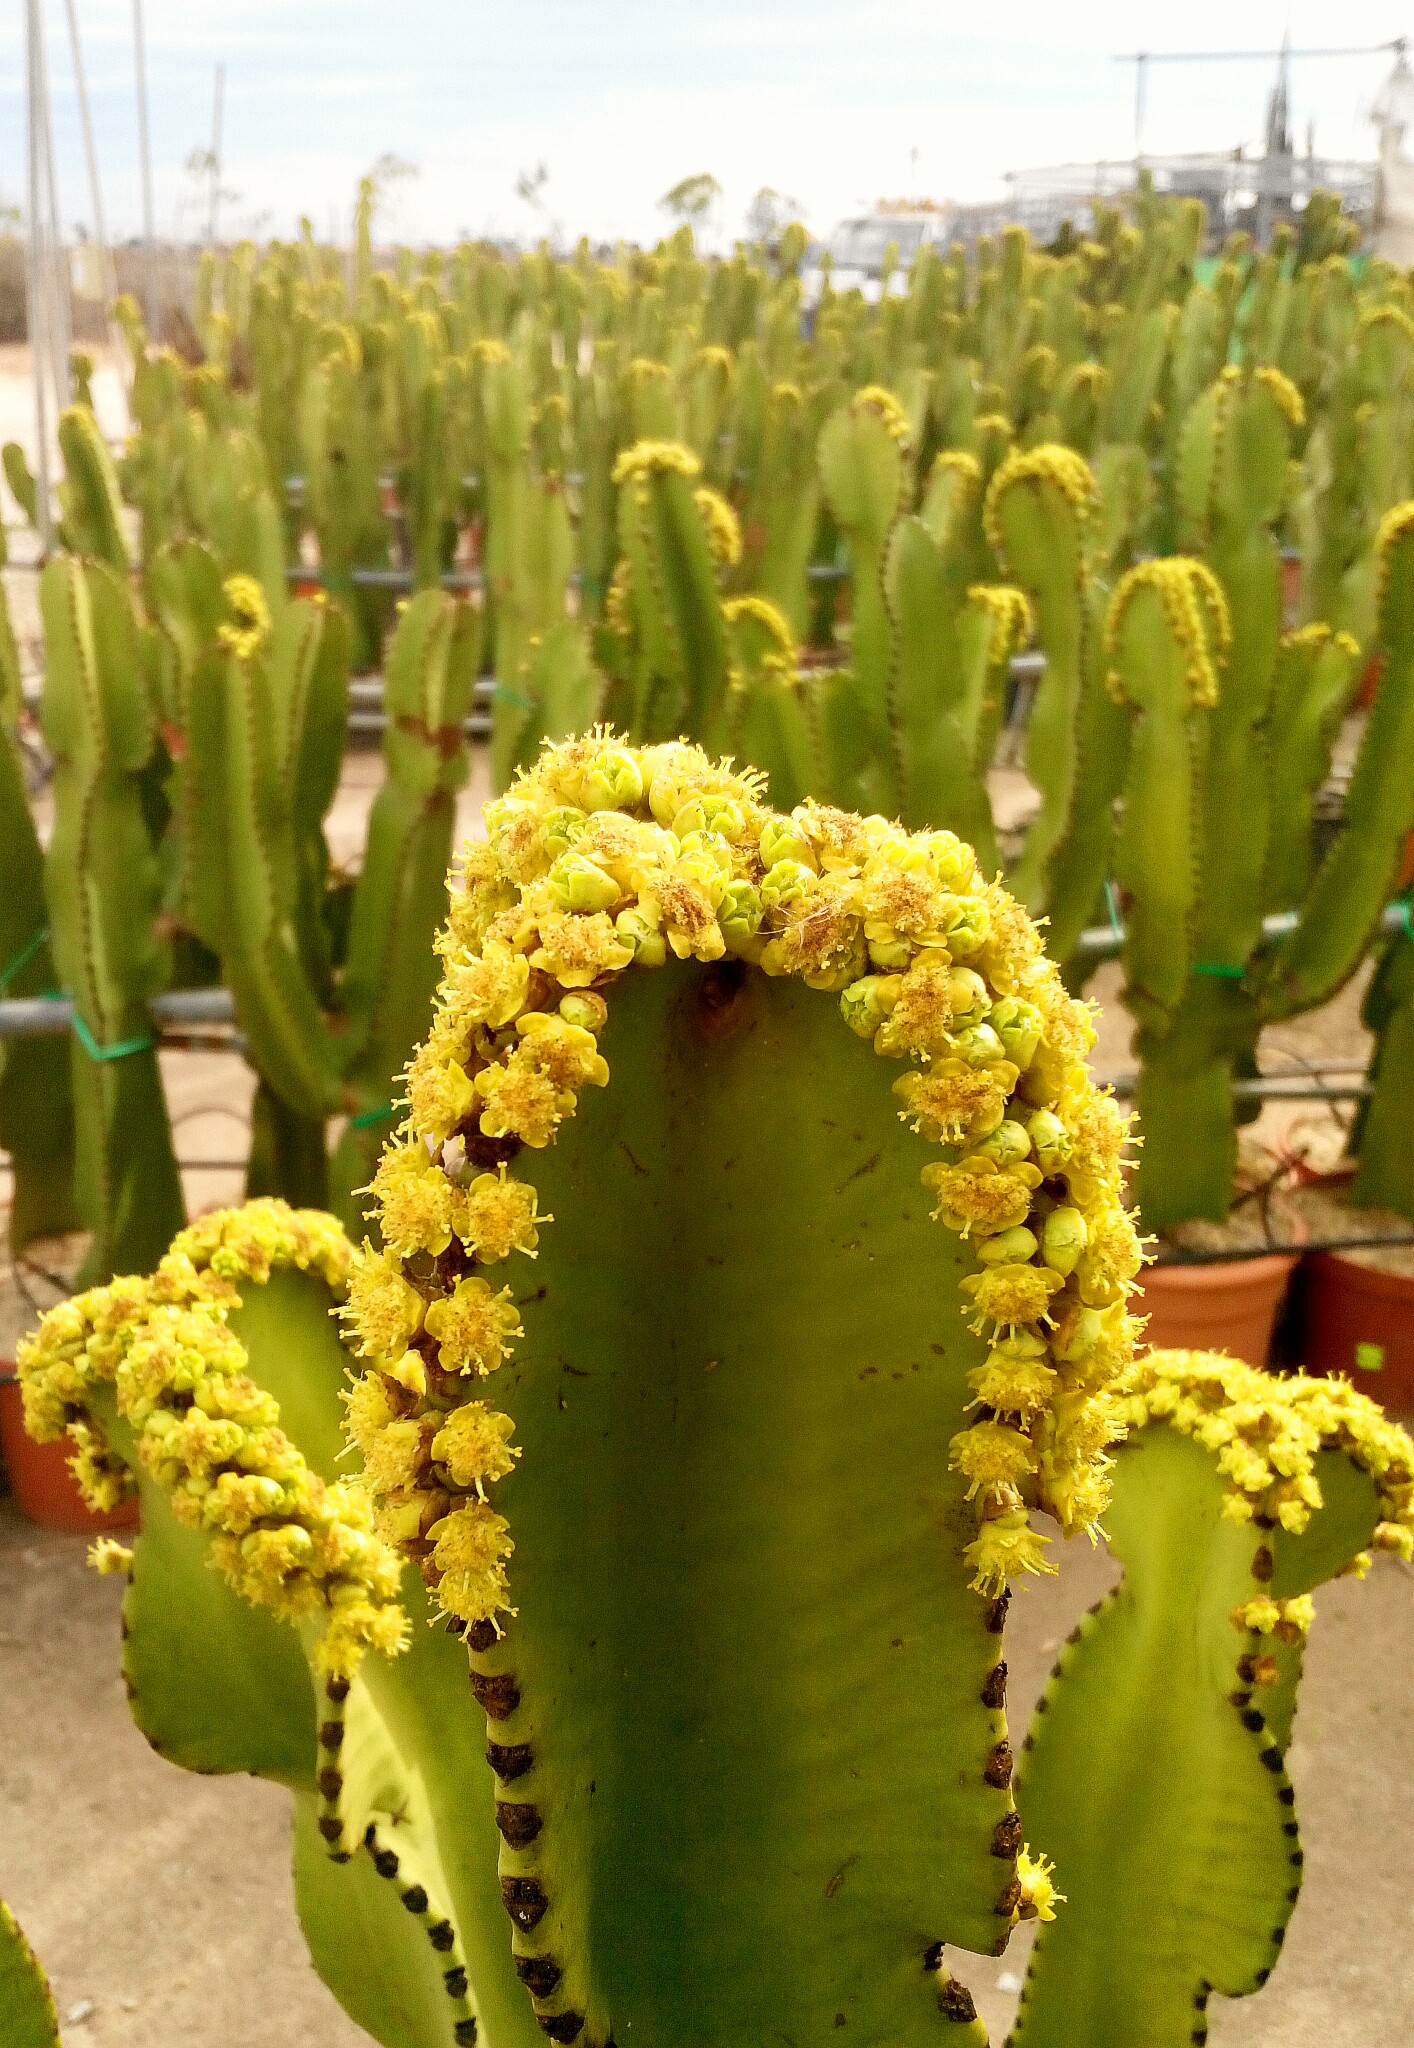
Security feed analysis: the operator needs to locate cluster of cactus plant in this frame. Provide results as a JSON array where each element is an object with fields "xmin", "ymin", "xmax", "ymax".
[
  {"xmin": 6, "ymin": 181, "xmax": 1414, "ymax": 1259},
  {"xmin": 13, "ymin": 741, "xmax": 1412, "ymax": 2045}
]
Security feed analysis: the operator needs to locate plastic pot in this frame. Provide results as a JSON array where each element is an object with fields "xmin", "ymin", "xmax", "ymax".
[
  {"xmin": 1300, "ymin": 1252, "xmax": 1414, "ymax": 1413},
  {"xmin": 1133, "ymin": 1248, "xmax": 1302, "ymax": 1369},
  {"xmin": 0, "ymin": 1370, "xmax": 138, "ymax": 1534}
]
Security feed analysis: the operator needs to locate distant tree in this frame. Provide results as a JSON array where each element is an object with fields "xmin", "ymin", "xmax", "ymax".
[
  {"xmin": 660, "ymin": 174, "xmax": 723, "ymax": 228},
  {"xmin": 745, "ymin": 186, "xmax": 801, "ymax": 249}
]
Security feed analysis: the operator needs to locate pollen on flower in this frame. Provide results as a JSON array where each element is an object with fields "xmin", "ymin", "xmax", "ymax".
[
  {"xmin": 423, "ymin": 1275, "xmax": 523, "ymax": 1376},
  {"xmin": 452, "ymin": 1166, "xmax": 546, "ymax": 1263},
  {"xmin": 340, "ymin": 1248, "xmax": 427, "ymax": 1362},
  {"xmin": 431, "ymin": 1402, "xmax": 520, "ymax": 1488},
  {"xmin": 961, "ymin": 1262, "xmax": 1063, "ymax": 1334},
  {"xmin": 923, "ymin": 1156, "xmax": 1040, "ymax": 1237},
  {"xmin": 964, "ymin": 1509, "xmax": 1056, "ymax": 1597},
  {"xmin": 370, "ymin": 1143, "xmax": 456, "ymax": 1258},
  {"xmin": 1016, "ymin": 1846, "xmax": 1064, "ymax": 1923},
  {"xmin": 475, "ymin": 1048, "xmax": 568, "ymax": 1148},
  {"xmin": 431, "ymin": 1500, "xmax": 515, "ymax": 1623}
]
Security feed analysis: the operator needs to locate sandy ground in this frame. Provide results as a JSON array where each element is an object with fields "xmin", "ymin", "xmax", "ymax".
[{"xmin": 2, "ymin": 1502, "xmax": 1409, "ymax": 2048}]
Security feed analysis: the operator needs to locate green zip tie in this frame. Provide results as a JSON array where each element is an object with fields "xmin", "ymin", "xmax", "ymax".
[
  {"xmin": 1103, "ymin": 881, "xmax": 1123, "ymax": 938},
  {"xmin": 69, "ymin": 1009, "xmax": 156, "ymax": 1062},
  {"xmin": 349, "ymin": 1101, "xmax": 397, "ymax": 1131},
  {"xmin": 490, "ymin": 680, "xmax": 534, "ymax": 713},
  {"xmin": 0, "ymin": 925, "xmax": 49, "ymax": 993},
  {"xmin": 1192, "ymin": 962, "xmax": 1246, "ymax": 980},
  {"xmin": 1393, "ymin": 898, "xmax": 1413, "ymax": 940}
]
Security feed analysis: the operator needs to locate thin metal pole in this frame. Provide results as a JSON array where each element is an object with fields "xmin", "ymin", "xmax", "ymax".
[
  {"xmin": 23, "ymin": 0, "xmax": 54, "ymax": 547},
  {"xmin": 1134, "ymin": 52, "xmax": 1148, "ymax": 158},
  {"xmin": 132, "ymin": 0, "xmax": 155, "ymax": 241},
  {"xmin": 37, "ymin": 9, "xmax": 72, "ymax": 413},
  {"xmin": 132, "ymin": 0, "xmax": 156, "ymax": 330},
  {"xmin": 208, "ymin": 63, "xmax": 224, "ymax": 246},
  {"xmin": 63, "ymin": 0, "xmax": 117, "ymax": 319}
]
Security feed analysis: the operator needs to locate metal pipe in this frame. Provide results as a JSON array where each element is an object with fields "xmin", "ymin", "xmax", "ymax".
[
  {"xmin": 132, "ymin": 0, "xmax": 155, "ymax": 242},
  {"xmin": 208, "ymin": 62, "xmax": 224, "ymax": 246},
  {"xmin": 1073, "ymin": 900, "xmax": 1408, "ymax": 961},
  {"xmin": 23, "ymin": 0, "xmax": 54, "ymax": 550},
  {"xmin": 62, "ymin": 0, "xmax": 115, "ymax": 330}
]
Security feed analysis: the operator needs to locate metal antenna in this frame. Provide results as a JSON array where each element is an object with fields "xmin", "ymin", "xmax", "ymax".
[{"xmin": 1115, "ymin": 39, "xmax": 1403, "ymax": 157}]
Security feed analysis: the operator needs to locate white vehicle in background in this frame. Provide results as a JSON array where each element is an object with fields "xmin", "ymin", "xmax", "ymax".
[{"xmin": 801, "ymin": 203, "xmax": 955, "ymax": 308}]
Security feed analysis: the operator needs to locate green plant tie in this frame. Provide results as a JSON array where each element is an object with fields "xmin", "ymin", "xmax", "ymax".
[
  {"xmin": 1192, "ymin": 962, "xmax": 1246, "ymax": 979},
  {"xmin": 490, "ymin": 679, "xmax": 534, "ymax": 713},
  {"xmin": 1103, "ymin": 881, "xmax": 1122, "ymax": 937},
  {"xmin": 0, "ymin": 926, "xmax": 49, "ymax": 992},
  {"xmin": 348, "ymin": 1101, "xmax": 396, "ymax": 1131},
  {"xmin": 1394, "ymin": 897, "xmax": 1414, "ymax": 942},
  {"xmin": 67, "ymin": 1008, "xmax": 156, "ymax": 1062}
]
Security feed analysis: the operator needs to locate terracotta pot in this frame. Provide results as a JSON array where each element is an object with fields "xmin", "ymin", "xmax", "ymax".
[
  {"xmin": 1133, "ymin": 1248, "xmax": 1301, "ymax": 1368},
  {"xmin": 1300, "ymin": 1252, "xmax": 1414, "ymax": 1412},
  {"xmin": 0, "ymin": 1373, "xmax": 138, "ymax": 1534}
]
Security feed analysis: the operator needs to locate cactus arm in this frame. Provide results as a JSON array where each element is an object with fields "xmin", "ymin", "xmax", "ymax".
[
  {"xmin": 817, "ymin": 391, "xmax": 908, "ymax": 807},
  {"xmin": 983, "ymin": 447, "xmax": 1099, "ymax": 913},
  {"xmin": 1011, "ymin": 1355, "xmax": 1413, "ymax": 2048},
  {"xmin": 0, "ymin": 1902, "xmax": 60, "ymax": 2048},
  {"xmin": 332, "ymin": 592, "xmax": 482, "ymax": 1227},
  {"xmin": 347, "ymin": 735, "xmax": 1145, "ymax": 2047},
  {"xmin": 1261, "ymin": 627, "xmax": 1361, "ymax": 915},
  {"xmin": 885, "ymin": 515, "xmax": 998, "ymax": 862},
  {"xmin": 55, "ymin": 405, "xmax": 131, "ymax": 574},
  {"xmin": 722, "ymin": 596, "xmax": 819, "ymax": 811},
  {"xmin": 1264, "ymin": 505, "xmax": 1414, "ymax": 1015},
  {"xmin": 1350, "ymin": 927, "xmax": 1414, "ymax": 1215},
  {"xmin": 0, "ymin": 565, "xmax": 78, "ymax": 1244},
  {"xmin": 38, "ymin": 557, "xmax": 184, "ymax": 1281},
  {"xmin": 1106, "ymin": 563, "xmax": 1227, "ymax": 1022},
  {"xmin": 1010, "ymin": 1431, "xmax": 1293, "ymax": 2048},
  {"xmin": 613, "ymin": 442, "xmax": 731, "ymax": 745}
]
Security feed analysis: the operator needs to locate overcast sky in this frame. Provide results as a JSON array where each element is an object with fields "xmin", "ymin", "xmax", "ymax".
[{"xmin": 4, "ymin": 1, "xmax": 1411, "ymax": 247}]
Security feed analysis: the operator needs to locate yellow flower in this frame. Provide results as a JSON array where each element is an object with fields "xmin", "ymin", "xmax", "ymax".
[
  {"xmin": 451, "ymin": 1166, "xmax": 546, "ymax": 1263},
  {"xmin": 340, "ymin": 1247, "xmax": 427, "ymax": 1362},
  {"xmin": 430, "ymin": 1500, "xmax": 514, "ymax": 1623},
  {"xmin": 530, "ymin": 908, "xmax": 635, "ymax": 987},
  {"xmin": 88, "ymin": 1536, "xmax": 134, "ymax": 1575},
  {"xmin": 1016, "ymin": 1846, "xmax": 1064, "ymax": 1924},
  {"xmin": 443, "ymin": 939, "xmax": 532, "ymax": 1029},
  {"xmin": 949, "ymin": 1421, "xmax": 1038, "ymax": 1503},
  {"xmin": 963, "ymin": 1508, "xmax": 1056, "ymax": 1597},
  {"xmin": 960, "ymin": 1263, "xmax": 1062, "ymax": 1335},
  {"xmin": 874, "ymin": 957, "xmax": 964, "ymax": 1060},
  {"xmin": 514, "ymin": 1012, "xmax": 611, "ymax": 1093},
  {"xmin": 431, "ymin": 1401, "xmax": 519, "ymax": 1487},
  {"xmin": 404, "ymin": 1042, "xmax": 477, "ymax": 1145},
  {"xmin": 475, "ymin": 1047, "xmax": 567, "ymax": 1148},
  {"xmin": 423, "ymin": 1275, "xmax": 523, "ymax": 1377},
  {"xmin": 923, "ymin": 1155, "xmax": 1041, "ymax": 1237},
  {"xmin": 370, "ymin": 1143, "xmax": 455, "ymax": 1258},
  {"xmin": 216, "ymin": 573, "xmax": 271, "ymax": 660},
  {"xmin": 694, "ymin": 485, "xmax": 743, "ymax": 567},
  {"xmin": 968, "ymin": 1339, "xmax": 1058, "ymax": 1418}
]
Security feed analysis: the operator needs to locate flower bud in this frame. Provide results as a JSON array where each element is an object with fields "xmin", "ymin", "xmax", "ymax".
[
  {"xmin": 953, "ymin": 1022, "xmax": 1006, "ymax": 1067},
  {"xmin": 758, "ymin": 818, "xmax": 816, "ymax": 871},
  {"xmin": 615, "ymin": 906, "xmax": 667, "ymax": 966},
  {"xmin": 976, "ymin": 1225, "xmax": 1040, "ymax": 1265},
  {"xmin": 946, "ymin": 969, "xmax": 990, "ymax": 1026},
  {"xmin": 548, "ymin": 853, "xmax": 620, "ymax": 914},
  {"xmin": 939, "ymin": 898, "xmax": 990, "ymax": 957},
  {"xmin": 840, "ymin": 974, "xmax": 902, "ymax": 1038},
  {"xmin": 559, "ymin": 991, "xmax": 608, "ymax": 1033},
  {"xmin": 540, "ymin": 807, "xmax": 589, "ymax": 861},
  {"xmin": 759, "ymin": 859, "xmax": 816, "ymax": 912},
  {"xmin": 581, "ymin": 747, "xmax": 644, "ymax": 812},
  {"xmin": 673, "ymin": 795, "xmax": 744, "ymax": 844},
  {"xmin": 992, "ymin": 997, "xmax": 1045, "ymax": 1070},
  {"xmin": 1042, "ymin": 1205, "xmax": 1088, "ymax": 1276},
  {"xmin": 972, "ymin": 1119, "xmax": 1032, "ymax": 1168},
  {"xmin": 1027, "ymin": 1108, "xmax": 1072, "ymax": 1174},
  {"xmin": 867, "ymin": 933, "xmax": 914, "ymax": 969},
  {"xmin": 718, "ymin": 880, "xmax": 764, "ymax": 953}
]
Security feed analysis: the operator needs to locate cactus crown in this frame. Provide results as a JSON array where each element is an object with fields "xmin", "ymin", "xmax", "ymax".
[
  {"xmin": 982, "ymin": 443, "xmax": 1101, "ymax": 559},
  {"xmin": 342, "ymin": 733, "xmax": 1144, "ymax": 1633},
  {"xmin": 1121, "ymin": 1347, "xmax": 1414, "ymax": 1559},
  {"xmin": 1105, "ymin": 557, "xmax": 1230, "ymax": 709},
  {"xmin": 216, "ymin": 571, "xmax": 273, "ymax": 660},
  {"xmin": 18, "ymin": 1201, "xmax": 408, "ymax": 1677}
]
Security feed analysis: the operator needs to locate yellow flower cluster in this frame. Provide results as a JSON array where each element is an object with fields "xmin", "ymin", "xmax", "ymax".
[
  {"xmin": 1375, "ymin": 497, "xmax": 1414, "ymax": 607},
  {"xmin": 966, "ymin": 584, "xmax": 1035, "ymax": 669},
  {"xmin": 344, "ymin": 733, "xmax": 1143, "ymax": 1624},
  {"xmin": 1105, "ymin": 557, "xmax": 1231, "ymax": 711},
  {"xmin": 851, "ymin": 384, "xmax": 911, "ymax": 444},
  {"xmin": 1123, "ymin": 1349, "xmax": 1414, "ymax": 1596},
  {"xmin": 694, "ymin": 486, "xmax": 743, "ymax": 568},
  {"xmin": 216, "ymin": 572, "xmax": 272, "ymax": 661},
  {"xmin": 1251, "ymin": 363, "xmax": 1307, "ymax": 431},
  {"xmin": 983, "ymin": 443, "xmax": 1101, "ymax": 560},
  {"xmin": 16, "ymin": 1202, "xmax": 406, "ymax": 1677}
]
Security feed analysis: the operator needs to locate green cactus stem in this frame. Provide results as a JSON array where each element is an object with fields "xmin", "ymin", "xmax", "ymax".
[
  {"xmin": 0, "ymin": 544, "xmax": 78, "ymax": 1246},
  {"xmin": 55, "ymin": 404, "xmax": 131, "ymax": 574},
  {"xmin": 344, "ymin": 732, "xmax": 1144, "ymax": 2046},
  {"xmin": 609, "ymin": 441, "xmax": 731, "ymax": 747},
  {"xmin": 0, "ymin": 1900, "xmax": 60, "ymax": 2048},
  {"xmin": 1261, "ymin": 624, "xmax": 1362, "ymax": 916},
  {"xmin": 982, "ymin": 445, "xmax": 1101, "ymax": 915},
  {"xmin": 1011, "ymin": 1350, "xmax": 1414, "ymax": 2048},
  {"xmin": 1105, "ymin": 558, "xmax": 1229, "ymax": 1024},
  {"xmin": 38, "ymin": 556, "xmax": 184, "ymax": 1282},
  {"xmin": 330, "ymin": 589, "xmax": 483, "ymax": 1229},
  {"xmin": 1263, "ymin": 502, "xmax": 1414, "ymax": 1016}
]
